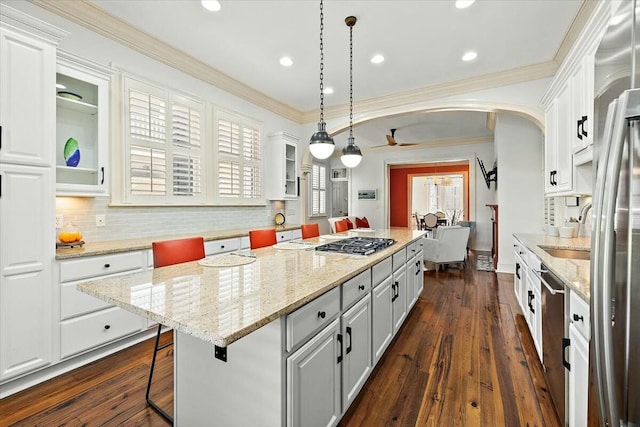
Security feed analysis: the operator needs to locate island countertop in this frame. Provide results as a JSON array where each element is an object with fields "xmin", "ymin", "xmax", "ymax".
[
  {"xmin": 77, "ymin": 229, "xmax": 426, "ymax": 348},
  {"xmin": 514, "ymin": 233, "xmax": 590, "ymax": 302}
]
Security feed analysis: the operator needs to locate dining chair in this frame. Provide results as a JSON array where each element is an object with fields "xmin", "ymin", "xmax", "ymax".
[
  {"xmin": 249, "ymin": 228, "xmax": 278, "ymax": 249},
  {"xmin": 334, "ymin": 219, "xmax": 349, "ymax": 233},
  {"xmin": 423, "ymin": 213, "xmax": 438, "ymax": 234},
  {"xmin": 149, "ymin": 236, "xmax": 205, "ymax": 423},
  {"xmin": 301, "ymin": 223, "xmax": 320, "ymax": 239}
]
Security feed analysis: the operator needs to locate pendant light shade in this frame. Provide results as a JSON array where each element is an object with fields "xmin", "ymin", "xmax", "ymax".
[
  {"xmin": 341, "ymin": 15, "xmax": 362, "ymax": 168},
  {"xmin": 309, "ymin": 0, "xmax": 335, "ymax": 160}
]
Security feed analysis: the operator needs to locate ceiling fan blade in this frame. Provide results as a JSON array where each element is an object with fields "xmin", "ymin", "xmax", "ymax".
[{"xmin": 386, "ymin": 134, "xmax": 397, "ymax": 145}]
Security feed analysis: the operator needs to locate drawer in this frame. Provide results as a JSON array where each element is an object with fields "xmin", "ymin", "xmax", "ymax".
[
  {"xmin": 570, "ymin": 290, "xmax": 590, "ymax": 339},
  {"xmin": 415, "ymin": 238, "xmax": 424, "ymax": 254},
  {"xmin": 291, "ymin": 229, "xmax": 302, "ymax": 240},
  {"xmin": 342, "ymin": 269, "xmax": 371, "ymax": 310},
  {"xmin": 61, "ymin": 282, "xmax": 112, "ymax": 320},
  {"xmin": 372, "ymin": 256, "xmax": 392, "ymax": 287},
  {"xmin": 204, "ymin": 238, "xmax": 240, "ymax": 256},
  {"xmin": 60, "ymin": 307, "xmax": 145, "ymax": 358},
  {"xmin": 392, "ymin": 248, "xmax": 407, "ymax": 271},
  {"xmin": 59, "ymin": 252, "xmax": 144, "ymax": 283},
  {"xmin": 286, "ymin": 286, "xmax": 340, "ymax": 351},
  {"xmin": 239, "ymin": 236, "xmax": 250, "ymax": 249},
  {"xmin": 406, "ymin": 241, "xmax": 418, "ymax": 258},
  {"xmin": 276, "ymin": 230, "xmax": 292, "ymax": 242}
]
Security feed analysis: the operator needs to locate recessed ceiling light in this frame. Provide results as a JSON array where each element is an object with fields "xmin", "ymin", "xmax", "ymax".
[
  {"xmin": 279, "ymin": 56, "xmax": 293, "ymax": 67},
  {"xmin": 201, "ymin": 0, "xmax": 221, "ymax": 12},
  {"xmin": 56, "ymin": 83, "xmax": 66, "ymax": 89},
  {"xmin": 370, "ymin": 54, "xmax": 385, "ymax": 64},
  {"xmin": 455, "ymin": 0, "xmax": 475, "ymax": 9},
  {"xmin": 323, "ymin": 87, "xmax": 334, "ymax": 95},
  {"xmin": 462, "ymin": 51, "xmax": 478, "ymax": 61}
]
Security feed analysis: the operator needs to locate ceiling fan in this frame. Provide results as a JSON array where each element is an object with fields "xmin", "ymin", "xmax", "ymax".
[{"xmin": 384, "ymin": 128, "xmax": 418, "ymax": 147}]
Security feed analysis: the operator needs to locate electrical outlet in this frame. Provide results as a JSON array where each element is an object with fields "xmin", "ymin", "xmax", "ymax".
[
  {"xmin": 96, "ymin": 214, "xmax": 106, "ymax": 227},
  {"xmin": 56, "ymin": 214, "xmax": 64, "ymax": 228}
]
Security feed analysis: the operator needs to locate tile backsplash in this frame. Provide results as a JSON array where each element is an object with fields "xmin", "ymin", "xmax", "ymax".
[{"xmin": 56, "ymin": 197, "xmax": 285, "ymax": 242}]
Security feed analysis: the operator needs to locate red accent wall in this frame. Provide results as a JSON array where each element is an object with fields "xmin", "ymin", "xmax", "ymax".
[{"xmin": 389, "ymin": 165, "xmax": 469, "ymax": 228}]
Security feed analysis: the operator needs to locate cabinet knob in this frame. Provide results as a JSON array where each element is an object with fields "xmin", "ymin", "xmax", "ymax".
[
  {"xmin": 317, "ymin": 311, "xmax": 326, "ymax": 319},
  {"xmin": 104, "ymin": 263, "xmax": 111, "ymax": 268},
  {"xmin": 573, "ymin": 313, "xmax": 584, "ymax": 322},
  {"xmin": 358, "ymin": 284, "xmax": 365, "ymax": 291},
  {"xmin": 104, "ymin": 324, "xmax": 111, "ymax": 330},
  {"xmin": 221, "ymin": 245, "xmax": 225, "ymax": 249}
]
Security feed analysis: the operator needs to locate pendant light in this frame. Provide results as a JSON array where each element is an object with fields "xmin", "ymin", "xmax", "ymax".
[
  {"xmin": 309, "ymin": 0, "xmax": 335, "ymax": 160},
  {"xmin": 341, "ymin": 15, "xmax": 362, "ymax": 168}
]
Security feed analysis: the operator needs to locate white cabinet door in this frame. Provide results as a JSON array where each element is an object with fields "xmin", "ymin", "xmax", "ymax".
[
  {"xmin": 405, "ymin": 257, "xmax": 416, "ymax": 310},
  {"xmin": 568, "ymin": 323, "xmax": 589, "ymax": 427},
  {"xmin": 0, "ymin": 164, "xmax": 54, "ymax": 380},
  {"xmin": 287, "ymin": 318, "xmax": 341, "ymax": 427},
  {"xmin": 0, "ymin": 27, "xmax": 55, "ymax": 167},
  {"xmin": 341, "ymin": 294, "xmax": 372, "ymax": 411},
  {"xmin": 372, "ymin": 275, "xmax": 393, "ymax": 365},
  {"xmin": 392, "ymin": 267, "xmax": 407, "ymax": 334},
  {"xmin": 414, "ymin": 254, "xmax": 424, "ymax": 301},
  {"xmin": 555, "ymin": 82, "xmax": 573, "ymax": 192},
  {"xmin": 266, "ymin": 132, "xmax": 298, "ymax": 200}
]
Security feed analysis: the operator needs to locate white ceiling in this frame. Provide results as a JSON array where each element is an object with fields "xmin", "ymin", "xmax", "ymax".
[{"xmin": 87, "ymin": 0, "xmax": 584, "ymax": 148}]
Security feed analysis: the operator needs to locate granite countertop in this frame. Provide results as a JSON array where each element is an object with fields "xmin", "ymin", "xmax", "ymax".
[
  {"xmin": 77, "ymin": 229, "xmax": 426, "ymax": 347},
  {"xmin": 56, "ymin": 224, "xmax": 302, "ymax": 260},
  {"xmin": 514, "ymin": 233, "xmax": 590, "ymax": 302}
]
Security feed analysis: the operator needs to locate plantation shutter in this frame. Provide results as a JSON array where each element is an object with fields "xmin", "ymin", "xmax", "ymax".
[
  {"xmin": 171, "ymin": 99, "xmax": 202, "ymax": 198},
  {"xmin": 215, "ymin": 109, "xmax": 263, "ymax": 204},
  {"xmin": 311, "ymin": 164, "xmax": 326, "ymax": 216}
]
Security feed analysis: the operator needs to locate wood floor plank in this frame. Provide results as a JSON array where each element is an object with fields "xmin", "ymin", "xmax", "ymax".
[{"xmin": 1, "ymin": 253, "xmax": 560, "ymax": 427}]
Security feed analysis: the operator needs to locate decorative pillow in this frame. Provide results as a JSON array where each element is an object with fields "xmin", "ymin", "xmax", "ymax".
[
  {"xmin": 344, "ymin": 218, "xmax": 354, "ymax": 230},
  {"xmin": 355, "ymin": 216, "xmax": 370, "ymax": 228}
]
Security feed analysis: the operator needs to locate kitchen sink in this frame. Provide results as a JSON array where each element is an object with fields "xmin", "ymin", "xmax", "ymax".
[{"xmin": 541, "ymin": 247, "xmax": 591, "ymax": 260}]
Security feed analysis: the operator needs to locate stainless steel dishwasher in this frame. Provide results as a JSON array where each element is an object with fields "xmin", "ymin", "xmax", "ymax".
[{"xmin": 532, "ymin": 263, "xmax": 567, "ymax": 425}]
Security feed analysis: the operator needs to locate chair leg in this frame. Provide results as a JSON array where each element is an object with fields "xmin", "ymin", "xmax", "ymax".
[{"xmin": 146, "ymin": 324, "xmax": 174, "ymax": 424}]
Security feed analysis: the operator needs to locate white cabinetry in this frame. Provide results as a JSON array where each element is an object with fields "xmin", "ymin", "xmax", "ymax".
[
  {"xmin": 392, "ymin": 249, "xmax": 408, "ymax": 333},
  {"xmin": 568, "ymin": 290, "xmax": 590, "ymax": 427},
  {"xmin": 513, "ymin": 241, "xmax": 529, "ymax": 313},
  {"xmin": 571, "ymin": 54, "xmax": 595, "ymax": 155},
  {"xmin": 266, "ymin": 132, "xmax": 298, "ymax": 200},
  {"xmin": 545, "ymin": 83, "xmax": 573, "ymax": 194},
  {"xmin": 0, "ymin": 11, "xmax": 61, "ymax": 382},
  {"xmin": 58, "ymin": 252, "xmax": 146, "ymax": 359},
  {"xmin": 525, "ymin": 263, "xmax": 543, "ymax": 361},
  {"xmin": 55, "ymin": 52, "xmax": 111, "ymax": 196},
  {"xmin": 341, "ymin": 294, "xmax": 372, "ymax": 410},
  {"xmin": 372, "ymin": 274, "xmax": 393, "ymax": 365}
]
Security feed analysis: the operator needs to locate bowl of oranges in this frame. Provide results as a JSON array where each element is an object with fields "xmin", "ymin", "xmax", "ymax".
[{"xmin": 58, "ymin": 223, "xmax": 83, "ymax": 245}]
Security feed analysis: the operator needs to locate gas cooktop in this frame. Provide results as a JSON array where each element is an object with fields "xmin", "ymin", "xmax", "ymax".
[{"xmin": 315, "ymin": 237, "xmax": 395, "ymax": 256}]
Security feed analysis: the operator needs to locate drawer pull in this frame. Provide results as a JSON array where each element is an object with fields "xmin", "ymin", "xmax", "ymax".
[
  {"xmin": 358, "ymin": 284, "xmax": 365, "ymax": 291},
  {"xmin": 573, "ymin": 313, "xmax": 584, "ymax": 322},
  {"xmin": 104, "ymin": 263, "xmax": 111, "ymax": 268},
  {"xmin": 317, "ymin": 311, "xmax": 326, "ymax": 319},
  {"xmin": 221, "ymin": 245, "xmax": 225, "ymax": 249},
  {"xmin": 104, "ymin": 324, "xmax": 111, "ymax": 330},
  {"xmin": 346, "ymin": 326, "xmax": 352, "ymax": 354}
]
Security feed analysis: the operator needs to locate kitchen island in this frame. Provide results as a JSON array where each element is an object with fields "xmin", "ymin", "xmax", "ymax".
[{"xmin": 77, "ymin": 228, "xmax": 426, "ymax": 426}]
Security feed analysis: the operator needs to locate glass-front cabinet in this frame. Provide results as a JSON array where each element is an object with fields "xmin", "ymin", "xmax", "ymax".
[{"xmin": 55, "ymin": 52, "xmax": 111, "ymax": 196}]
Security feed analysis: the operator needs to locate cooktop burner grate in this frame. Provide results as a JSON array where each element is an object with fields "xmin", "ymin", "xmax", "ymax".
[{"xmin": 315, "ymin": 237, "xmax": 395, "ymax": 256}]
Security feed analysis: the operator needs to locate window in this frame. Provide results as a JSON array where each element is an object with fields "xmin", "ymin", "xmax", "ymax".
[
  {"xmin": 214, "ymin": 108, "xmax": 263, "ymax": 205},
  {"xmin": 310, "ymin": 163, "xmax": 327, "ymax": 216},
  {"xmin": 124, "ymin": 77, "xmax": 204, "ymax": 204}
]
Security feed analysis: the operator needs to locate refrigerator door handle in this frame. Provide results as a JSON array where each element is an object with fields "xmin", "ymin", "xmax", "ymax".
[{"xmin": 593, "ymin": 94, "xmax": 630, "ymax": 427}]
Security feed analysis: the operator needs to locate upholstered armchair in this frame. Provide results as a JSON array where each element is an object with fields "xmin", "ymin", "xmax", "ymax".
[{"xmin": 422, "ymin": 226, "xmax": 470, "ymax": 271}]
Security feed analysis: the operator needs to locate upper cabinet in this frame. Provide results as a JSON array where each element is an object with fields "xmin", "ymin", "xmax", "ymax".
[
  {"xmin": 265, "ymin": 132, "xmax": 298, "ymax": 200},
  {"xmin": 571, "ymin": 54, "xmax": 595, "ymax": 155},
  {"xmin": 55, "ymin": 52, "xmax": 111, "ymax": 197}
]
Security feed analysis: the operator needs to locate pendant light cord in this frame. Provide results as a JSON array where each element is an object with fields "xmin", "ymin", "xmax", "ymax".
[
  {"xmin": 319, "ymin": 0, "xmax": 325, "ymax": 123},
  {"xmin": 349, "ymin": 21, "xmax": 354, "ymax": 140}
]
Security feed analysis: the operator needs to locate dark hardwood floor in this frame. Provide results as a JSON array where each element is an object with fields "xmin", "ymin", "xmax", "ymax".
[{"xmin": 1, "ymin": 253, "xmax": 560, "ymax": 426}]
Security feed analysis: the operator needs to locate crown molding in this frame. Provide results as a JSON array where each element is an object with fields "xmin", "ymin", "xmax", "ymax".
[
  {"xmin": 1, "ymin": 3, "xmax": 68, "ymax": 44},
  {"xmin": 552, "ymin": 0, "xmax": 598, "ymax": 66},
  {"xmin": 28, "ymin": 0, "xmax": 303, "ymax": 123},
  {"xmin": 304, "ymin": 60, "xmax": 558, "ymax": 124}
]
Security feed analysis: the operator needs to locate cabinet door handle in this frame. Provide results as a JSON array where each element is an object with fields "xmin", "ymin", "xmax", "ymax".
[
  {"xmin": 415, "ymin": 261, "xmax": 421, "ymax": 275},
  {"xmin": 346, "ymin": 326, "xmax": 352, "ymax": 354},
  {"xmin": 358, "ymin": 284, "xmax": 365, "ymax": 291},
  {"xmin": 317, "ymin": 311, "xmax": 326, "ymax": 319},
  {"xmin": 104, "ymin": 324, "xmax": 111, "ymax": 330},
  {"xmin": 516, "ymin": 263, "xmax": 520, "ymax": 279},
  {"xmin": 100, "ymin": 167, "xmax": 105, "ymax": 185},
  {"xmin": 562, "ymin": 337, "xmax": 571, "ymax": 371},
  {"xmin": 337, "ymin": 333, "xmax": 343, "ymax": 363},
  {"xmin": 391, "ymin": 283, "xmax": 397, "ymax": 302},
  {"xmin": 527, "ymin": 290, "xmax": 535, "ymax": 313},
  {"xmin": 577, "ymin": 117, "xmax": 583, "ymax": 140},
  {"xmin": 581, "ymin": 115, "xmax": 588, "ymax": 138},
  {"xmin": 573, "ymin": 313, "xmax": 584, "ymax": 322}
]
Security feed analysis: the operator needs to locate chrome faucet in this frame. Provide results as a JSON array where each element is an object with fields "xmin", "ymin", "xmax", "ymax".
[{"xmin": 579, "ymin": 202, "xmax": 592, "ymax": 224}]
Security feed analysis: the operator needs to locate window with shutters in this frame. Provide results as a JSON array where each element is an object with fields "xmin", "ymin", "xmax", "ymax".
[
  {"xmin": 214, "ymin": 108, "xmax": 263, "ymax": 205},
  {"xmin": 310, "ymin": 163, "xmax": 327, "ymax": 216},
  {"xmin": 123, "ymin": 76, "xmax": 204, "ymax": 205}
]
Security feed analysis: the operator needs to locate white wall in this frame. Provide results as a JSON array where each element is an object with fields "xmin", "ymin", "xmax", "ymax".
[
  {"xmin": 345, "ymin": 141, "xmax": 496, "ymax": 252},
  {"xmin": 495, "ymin": 114, "xmax": 544, "ymax": 273},
  {"xmin": 411, "ymin": 177, "xmax": 429, "ymax": 215}
]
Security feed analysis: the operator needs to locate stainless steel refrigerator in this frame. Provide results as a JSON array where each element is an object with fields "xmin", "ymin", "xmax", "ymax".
[{"xmin": 592, "ymin": 86, "xmax": 640, "ymax": 427}]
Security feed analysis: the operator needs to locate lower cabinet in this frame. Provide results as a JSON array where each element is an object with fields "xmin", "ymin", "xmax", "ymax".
[
  {"xmin": 287, "ymin": 318, "xmax": 342, "ymax": 427},
  {"xmin": 372, "ymin": 275, "xmax": 394, "ymax": 364},
  {"xmin": 341, "ymin": 294, "xmax": 372, "ymax": 409},
  {"xmin": 568, "ymin": 323, "xmax": 589, "ymax": 427},
  {"xmin": 392, "ymin": 266, "xmax": 407, "ymax": 333},
  {"xmin": 525, "ymin": 268, "xmax": 543, "ymax": 361}
]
